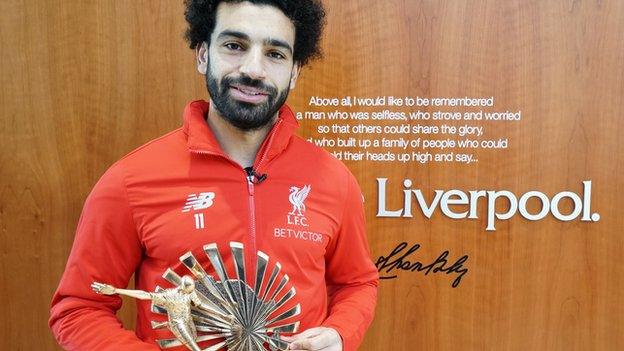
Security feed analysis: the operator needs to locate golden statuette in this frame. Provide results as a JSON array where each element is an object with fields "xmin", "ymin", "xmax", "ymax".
[{"xmin": 92, "ymin": 241, "xmax": 300, "ymax": 350}]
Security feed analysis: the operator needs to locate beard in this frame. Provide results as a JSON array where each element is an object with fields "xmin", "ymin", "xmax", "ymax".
[{"xmin": 206, "ymin": 70, "xmax": 290, "ymax": 131}]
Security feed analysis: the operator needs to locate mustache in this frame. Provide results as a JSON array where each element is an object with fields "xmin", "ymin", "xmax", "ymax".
[{"xmin": 221, "ymin": 75, "xmax": 277, "ymax": 95}]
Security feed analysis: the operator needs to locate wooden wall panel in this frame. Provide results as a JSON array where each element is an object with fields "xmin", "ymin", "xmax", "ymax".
[
  {"xmin": 0, "ymin": 1, "xmax": 199, "ymax": 349},
  {"xmin": 1, "ymin": 0, "xmax": 622, "ymax": 350}
]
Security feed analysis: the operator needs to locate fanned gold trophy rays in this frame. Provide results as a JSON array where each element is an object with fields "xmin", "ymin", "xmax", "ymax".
[{"xmin": 92, "ymin": 242, "xmax": 300, "ymax": 351}]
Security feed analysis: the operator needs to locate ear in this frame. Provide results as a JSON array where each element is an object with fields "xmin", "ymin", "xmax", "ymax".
[
  {"xmin": 289, "ymin": 62, "xmax": 301, "ymax": 90},
  {"xmin": 196, "ymin": 42, "xmax": 209, "ymax": 75}
]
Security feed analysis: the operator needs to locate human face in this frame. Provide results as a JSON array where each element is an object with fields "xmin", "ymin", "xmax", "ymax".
[{"xmin": 196, "ymin": 2, "xmax": 300, "ymax": 131}]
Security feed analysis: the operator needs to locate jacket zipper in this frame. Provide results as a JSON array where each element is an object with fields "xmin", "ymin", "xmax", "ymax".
[
  {"xmin": 190, "ymin": 119, "xmax": 283, "ymax": 286},
  {"xmin": 244, "ymin": 119, "xmax": 282, "ymax": 286},
  {"xmin": 245, "ymin": 173, "xmax": 257, "ymax": 285}
]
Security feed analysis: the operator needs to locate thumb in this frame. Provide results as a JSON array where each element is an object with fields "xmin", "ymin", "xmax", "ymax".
[{"xmin": 288, "ymin": 339, "xmax": 312, "ymax": 350}]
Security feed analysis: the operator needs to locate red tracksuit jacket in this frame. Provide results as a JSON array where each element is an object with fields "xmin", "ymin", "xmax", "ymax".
[{"xmin": 50, "ymin": 100, "xmax": 379, "ymax": 350}]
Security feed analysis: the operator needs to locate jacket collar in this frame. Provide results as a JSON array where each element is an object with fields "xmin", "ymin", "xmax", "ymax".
[{"xmin": 182, "ymin": 100, "xmax": 299, "ymax": 165}]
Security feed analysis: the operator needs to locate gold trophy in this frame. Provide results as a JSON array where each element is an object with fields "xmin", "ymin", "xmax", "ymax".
[{"xmin": 92, "ymin": 242, "xmax": 300, "ymax": 350}]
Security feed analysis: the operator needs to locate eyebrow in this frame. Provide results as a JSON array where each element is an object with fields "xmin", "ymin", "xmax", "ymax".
[
  {"xmin": 264, "ymin": 38, "xmax": 293, "ymax": 55},
  {"xmin": 217, "ymin": 30, "xmax": 293, "ymax": 55}
]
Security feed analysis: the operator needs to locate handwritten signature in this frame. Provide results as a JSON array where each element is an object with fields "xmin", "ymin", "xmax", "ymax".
[{"xmin": 375, "ymin": 242, "xmax": 469, "ymax": 288}]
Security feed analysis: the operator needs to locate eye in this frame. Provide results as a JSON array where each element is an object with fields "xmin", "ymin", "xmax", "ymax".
[
  {"xmin": 268, "ymin": 51, "xmax": 286, "ymax": 60},
  {"xmin": 224, "ymin": 42, "xmax": 244, "ymax": 51}
]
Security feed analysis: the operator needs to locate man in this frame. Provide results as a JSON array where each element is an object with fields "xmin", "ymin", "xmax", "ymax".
[{"xmin": 49, "ymin": 1, "xmax": 378, "ymax": 350}]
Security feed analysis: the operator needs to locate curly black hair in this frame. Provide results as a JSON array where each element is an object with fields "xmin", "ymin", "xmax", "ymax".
[{"xmin": 184, "ymin": 0, "xmax": 326, "ymax": 66}]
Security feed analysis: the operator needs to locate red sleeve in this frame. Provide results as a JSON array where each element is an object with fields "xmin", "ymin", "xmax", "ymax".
[
  {"xmin": 49, "ymin": 163, "xmax": 158, "ymax": 350},
  {"xmin": 321, "ymin": 172, "xmax": 379, "ymax": 351}
]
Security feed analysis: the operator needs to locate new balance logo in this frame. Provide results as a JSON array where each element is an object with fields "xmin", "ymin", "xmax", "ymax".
[
  {"xmin": 182, "ymin": 192, "xmax": 215, "ymax": 230},
  {"xmin": 182, "ymin": 192, "xmax": 215, "ymax": 212}
]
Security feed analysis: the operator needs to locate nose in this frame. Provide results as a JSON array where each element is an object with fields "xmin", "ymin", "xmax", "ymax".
[{"xmin": 239, "ymin": 47, "xmax": 266, "ymax": 80}]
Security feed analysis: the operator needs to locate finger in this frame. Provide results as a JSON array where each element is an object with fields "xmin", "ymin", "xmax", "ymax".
[
  {"xmin": 281, "ymin": 332, "xmax": 305, "ymax": 342},
  {"xmin": 302, "ymin": 332, "xmax": 334, "ymax": 350},
  {"xmin": 315, "ymin": 337, "xmax": 343, "ymax": 351},
  {"xmin": 289, "ymin": 327, "xmax": 324, "ymax": 341},
  {"xmin": 289, "ymin": 336, "xmax": 330, "ymax": 351},
  {"xmin": 288, "ymin": 339, "xmax": 313, "ymax": 350},
  {"xmin": 315, "ymin": 346, "xmax": 342, "ymax": 351}
]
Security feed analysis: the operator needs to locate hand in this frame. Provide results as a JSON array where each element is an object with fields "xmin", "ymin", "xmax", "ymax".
[
  {"xmin": 282, "ymin": 327, "xmax": 342, "ymax": 351},
  {"xmin": 91, "ymin": 282, "xmax": 116, "ymax": 295}
]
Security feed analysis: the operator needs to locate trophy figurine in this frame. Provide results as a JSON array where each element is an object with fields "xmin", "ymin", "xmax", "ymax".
[
  {"xmin": 92, "ymin": 276, "xmax": 210, "ymax": 351},
  {"xmin": 92, "ymin": 242, "xmax": 300, "ymax": 351}
]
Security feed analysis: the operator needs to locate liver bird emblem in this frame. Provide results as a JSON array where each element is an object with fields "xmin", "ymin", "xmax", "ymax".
[{"xmin": 289, "ymin": 185, "xmax": 311, "ymax": 216}]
